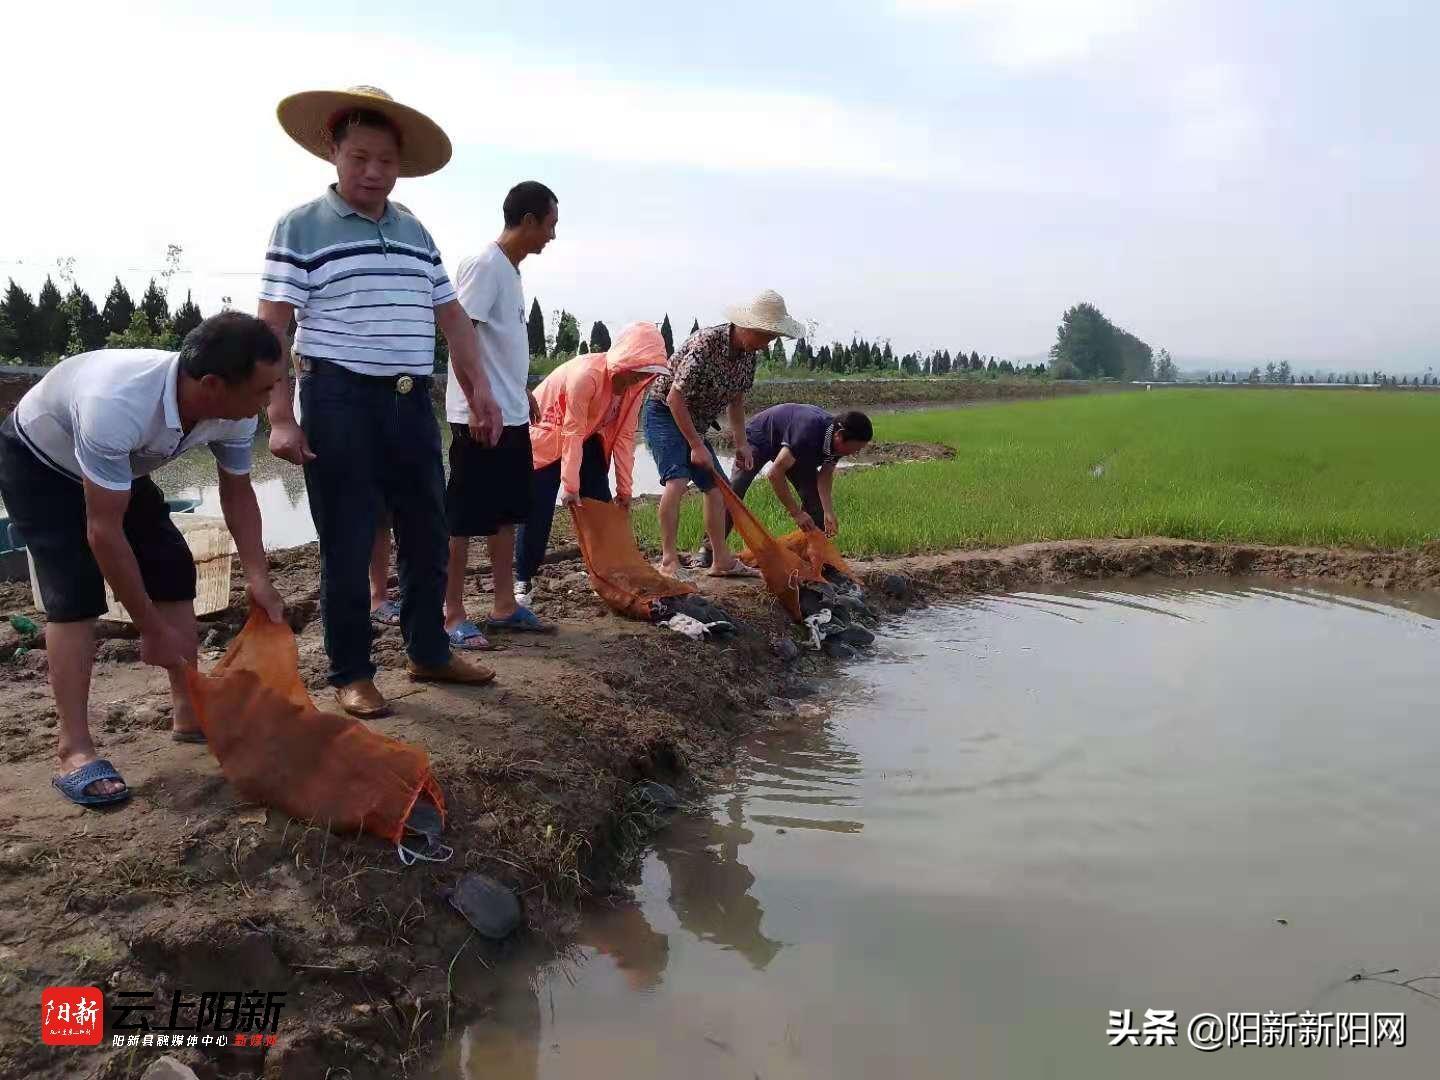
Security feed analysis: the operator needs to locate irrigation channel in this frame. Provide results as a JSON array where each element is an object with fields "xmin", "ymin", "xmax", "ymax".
[{"xmin": 430, "ymin": 578, "xmax": 1440, "ymax": 1079}]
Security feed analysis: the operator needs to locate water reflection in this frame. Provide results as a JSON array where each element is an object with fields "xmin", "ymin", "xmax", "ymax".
[
  {"xmin": 440, "ymin": 577, "xmax": 1440, "ymax": 1080},
  {"xmin": 151, "ymin": 426, "xmax": 731, "ymax": 551}
]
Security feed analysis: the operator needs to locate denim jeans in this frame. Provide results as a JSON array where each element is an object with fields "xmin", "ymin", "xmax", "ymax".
[
  {"xmin": 300, "ymin": 362, "xmax": 451, "ymax": 686},
  {"xmin": 516, "ymin": 434, "xmax": 612, "ymax": 583}
]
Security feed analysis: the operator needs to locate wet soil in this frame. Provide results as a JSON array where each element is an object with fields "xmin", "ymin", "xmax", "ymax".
[{"xmin": 3, "ymin": 529, "xmax": 1439, "ymax": 1078}]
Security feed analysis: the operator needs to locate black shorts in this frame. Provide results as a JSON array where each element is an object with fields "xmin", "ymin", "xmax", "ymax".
[
  {"xmin": 0, "ymin": 417, "xmax": 196, "ymax": 622},
  {"xmin": 446, "ymin": 423, "xmax": 534, "ymax": 537}
]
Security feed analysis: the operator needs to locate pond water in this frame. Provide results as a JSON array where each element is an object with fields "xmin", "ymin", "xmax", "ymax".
[
  {"xmin": 435, "ymin": 579, "xmax": 1440, "ymax": 1079},
  {"xmin": 151, "ymin": 430, "xmax": 734, "ymax": 551}
]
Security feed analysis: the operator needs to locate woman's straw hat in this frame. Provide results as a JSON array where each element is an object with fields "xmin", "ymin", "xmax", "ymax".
[
  {"xmin": 725, "ymin": 289, "xmax": 807, "ymax": 339},
  {"xmin": 276, "ymin": 85, "xmax": 453, "ymax": 178}
]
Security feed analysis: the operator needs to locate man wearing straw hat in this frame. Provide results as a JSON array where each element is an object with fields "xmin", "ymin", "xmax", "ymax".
[
  {"xmin": 257, "ymin": 86, "xmax": 500, "ymax": 719},
  {"xmin": 642, "ymin": 290, "xmax": 807, "ymax": 579}
]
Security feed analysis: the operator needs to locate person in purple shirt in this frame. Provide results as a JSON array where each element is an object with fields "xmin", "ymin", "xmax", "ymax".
[{"xmin": 699, "ymin": 404, "xmax": 872, "ymax": 566}]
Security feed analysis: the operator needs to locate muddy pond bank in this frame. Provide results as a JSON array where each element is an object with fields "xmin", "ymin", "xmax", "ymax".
[{"xmin": 3, "ymin": 534, "xmax": 1440, "ymax": 1078}]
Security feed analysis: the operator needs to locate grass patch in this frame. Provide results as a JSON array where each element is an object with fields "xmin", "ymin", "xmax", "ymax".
[{"xmin": 634, "ymin": 389, "xmax": 1440, "ymax": 554}]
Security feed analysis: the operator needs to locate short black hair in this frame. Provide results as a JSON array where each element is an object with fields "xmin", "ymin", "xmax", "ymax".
[
  {"xmin": 330, "ymin": 108, "xmax": 404, "ymax": 149},
  {"xmin": 179, "ymin": 313, "xmax": 282, "ymax": 385},
  {"xmin": 503, "ymin": 181, "xmax": 558, "ymax": 228},
  {"xmin": 837, "ymin": 410, "xmax": 873, "ymax": 443}
]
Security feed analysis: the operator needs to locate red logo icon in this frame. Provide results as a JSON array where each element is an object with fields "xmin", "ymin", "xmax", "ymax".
[{"xmin": 41, "ymin": 987, "xmax": 104, "ymax": 1046}]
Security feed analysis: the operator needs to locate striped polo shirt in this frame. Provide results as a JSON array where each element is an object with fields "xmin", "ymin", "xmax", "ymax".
[{"xmin": 257, "ymin": 185, "xmax": 456, "ymax": 376}]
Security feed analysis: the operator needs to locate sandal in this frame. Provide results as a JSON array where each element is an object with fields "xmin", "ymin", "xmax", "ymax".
[
  {"xmin": 446, "ymin": 620, "xmax": 492, "ymax": 651},
  {"xmin": 52, "ymin": 759, "xmax": 131, "ymax": 808},
  {"xmin": 486, "ymin": 607, "xmax": 555, "ymax": 634},
  {"xmin": 707, "ymin": 562, "xmax": 762, "ymax": 579},
  {"xmin": 371, "ymin": 599, "xmax": 401, "ymax": 627}
]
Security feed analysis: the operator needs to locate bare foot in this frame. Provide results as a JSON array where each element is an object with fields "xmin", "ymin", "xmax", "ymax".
[
  {"xmin": 55, "ymin": 749, "xmax": 124, "ymax": 799},
  {"xmin": 658, "ymin": 560, "xmax": 685, "ymax": 578},
  {"xmin": 171, "ymin": 690, "xmax": 202, "ymax": 738}
]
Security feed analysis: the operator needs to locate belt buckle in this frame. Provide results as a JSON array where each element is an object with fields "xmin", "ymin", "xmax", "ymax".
[{"xmin": 396, "ymin": 375, "xmax": 415, "ymax": 395}]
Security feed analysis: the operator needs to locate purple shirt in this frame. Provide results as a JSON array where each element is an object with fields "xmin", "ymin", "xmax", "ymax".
[{"xmin": 745, "ymin": 404, "xmax": 835, "ymax": 475}]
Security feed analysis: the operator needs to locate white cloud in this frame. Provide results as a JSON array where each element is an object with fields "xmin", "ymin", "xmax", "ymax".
[{"xmin": 894, "ymin": 0, "xmax": 1159, "ymax": 68}]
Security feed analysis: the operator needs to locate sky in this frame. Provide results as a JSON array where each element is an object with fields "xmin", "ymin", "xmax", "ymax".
[{"xmin": 3, "ymin": 0, "xmax": 1438, "ymax": 370}]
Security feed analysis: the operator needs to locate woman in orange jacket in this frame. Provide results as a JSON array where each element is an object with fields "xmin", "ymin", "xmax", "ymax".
[{"xmin": 514, "ymin": 322, "xmax": 670, "ymax": 601}]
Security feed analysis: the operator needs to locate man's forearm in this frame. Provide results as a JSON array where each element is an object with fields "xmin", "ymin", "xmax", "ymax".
[
  {"xmin": 262, "ymin": 314, "xmax": 298, "ymax": 426},
  {"xmin": 769, "ymin": 470, "xmax": 803, "ymax": 518},
  {"xmin": 818, "ymin": 467, "xmax": 837, "ymax": 518},
  {"xmin": 727, "ymin": 399, "xmax": 747, "ymax": 446},
  {"xmin": 219, "ymin": 478, "xmax": 270, "ymax": 584},
  {"xmin": 666, "ymin": 389, "xmax": 705, "ymax": 447},
  {"xmin": 87, "ymin": 525, "xmax": 161, "ymax": 631}
]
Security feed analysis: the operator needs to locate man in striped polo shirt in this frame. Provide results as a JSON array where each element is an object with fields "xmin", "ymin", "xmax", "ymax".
[{"xmin": 258, "ymin": 86, "xmax": 500, "ymax": 718}]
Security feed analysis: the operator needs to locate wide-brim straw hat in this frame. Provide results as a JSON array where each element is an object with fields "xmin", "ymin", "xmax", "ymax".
[
  {"xmin": 276, "ymin": 85, "xmax": 453, "ymax": 178},
  {"xmin": 725, "ymin": 289, "xmax": 807, "ymax": 339}
]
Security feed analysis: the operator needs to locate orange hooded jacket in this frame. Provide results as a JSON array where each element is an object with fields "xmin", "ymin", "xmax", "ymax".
[{"xmin": 530, "ymin": 321, "xmax": 670, "ymax": 501}]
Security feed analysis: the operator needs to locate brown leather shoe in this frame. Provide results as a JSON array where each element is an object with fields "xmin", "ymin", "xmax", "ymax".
[
  {"xmin": 336, "ymin": 679, "xmax": 389, "ymax": 719},
  {"xmin": 406, "ymin": 655, "xmax": 497, "ymax": 686}
]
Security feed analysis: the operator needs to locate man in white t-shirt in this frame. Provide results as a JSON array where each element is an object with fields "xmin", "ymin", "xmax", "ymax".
[
  {"xmin": 443, "ymin": 182, "xmax": 558, "ymax": 644},
  {"xmin": 0, "ymin": 314, "xmax": 288, "ymax": 807}
]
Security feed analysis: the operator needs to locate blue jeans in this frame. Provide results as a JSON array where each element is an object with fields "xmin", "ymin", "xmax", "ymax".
[
  {"xmin": 642, "ymin": 398, "xmax": 724, "ymax": 491},
  {"xmin": 300, "ymin": 362, "xmax": 451, "ymax": 687},
  {"xmin": 515, "ymin": 434, "xmax": 612, "ymax": 583}
]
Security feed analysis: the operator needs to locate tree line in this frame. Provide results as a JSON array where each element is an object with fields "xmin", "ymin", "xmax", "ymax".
[
  {"xmin": 1204, "ymin": 364, "xmax": 1438, "ymax": 387},
  {"xmin": 1, "ymin": 274, "xmax": 204, "ymax": 364},
  {"xmin": 520, "ymin": 302, "xmax": 1044, "ymax": 378}
]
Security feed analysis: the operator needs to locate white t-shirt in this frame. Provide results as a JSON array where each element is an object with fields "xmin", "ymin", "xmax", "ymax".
[
  {"xmin": 13, "ymin": 349, "xmax": 255, "ymax": 490},
  {"xmin": 446, "ymin": 242, "xmax": 531, "ymax": 427}
]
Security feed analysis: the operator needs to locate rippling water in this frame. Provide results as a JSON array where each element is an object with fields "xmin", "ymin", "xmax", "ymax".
[{"xmin": 434, "ymin": 579, "xmax": 1440, "ymax": 1079}]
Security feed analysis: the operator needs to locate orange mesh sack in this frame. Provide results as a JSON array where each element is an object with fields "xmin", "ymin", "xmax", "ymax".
[
  {"xmin": 571, "ymin": 498, "xmax": 696, "ymax": 620},
  {"xmin": 187, "ymin": 610, "xmax": 444, "ymax": 845},
  {"xmin": 711, "ymin": 472, "xmax": 821, "ymax": 622},
  {"xmin": 741, "ymin": 528, "xmax": 854, "ymax": 581}
]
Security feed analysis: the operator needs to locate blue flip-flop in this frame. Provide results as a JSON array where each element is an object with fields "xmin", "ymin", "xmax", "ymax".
[
  {"xmin": 52, "ymin": 759, "xmax": 131, "ymax": 808},
  {"xmin": 371, "ymin": 600, "xmax": 402, "ymax": 627},
  {"xmin": 446, "ymin": 620, "xmax": 492, "ymax": 651},
  {"xmin": 487, "ymin": 607, "xmax": 555, "ymax": 634}
]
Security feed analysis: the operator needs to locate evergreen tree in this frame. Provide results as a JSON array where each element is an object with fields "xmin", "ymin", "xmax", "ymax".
[
  {"xmin": 689, "ymin": 318, "xmax": 700, "ymax": 337},
  {"xmin": 526, "ymin": 299, "xmax": 546, "ymax": 358},
  {"xmin": 660, "ymin": 314, "xmax": 674, "ymax": 358},
  {"xmin": 0, "ymin": 308, "xmax": 14, "ymax": 360},
  {"xmin": 578, "ymin": 341, "xmax": 589, "ymax": 355},
  {"xmin": 1, "ymin": 280, "xmax": 41, "ymax": 360},
  {"xmin": 36, "ymin": 276, "xmax": 67, "ymax": 358},
  {"xmin": 62, "ymin": 285, "xmax": 107, "ymax": 355},
  {"xmin": 172, "ymin": 291, "xmax": 203, "ymax": 343},
  {"xmin": 140, "ymin": 277, "xmax": 170, "ymax": 333},
  {"xmin": 970, "ymin": 349, "xmax": 981, "ymax": 371},
  {"xmin": 554, "ymin": 310, "xmax": 580, "ymax": 357},
  {"xmin": 1276, "ymin": 360, "xmax": 1292, "ymax": 384},
  {"xmin": 102, "ymin": 278, "xmax": 136, "ymax": 337},
  {"xmin": 588, "ymin": 320, "xmax": 611, "ymax": 352}
]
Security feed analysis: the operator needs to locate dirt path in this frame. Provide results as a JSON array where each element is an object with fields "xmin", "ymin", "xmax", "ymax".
[{"xmin": 2, "ymin": 533, "xmax": 1438, "ymax": 1079}]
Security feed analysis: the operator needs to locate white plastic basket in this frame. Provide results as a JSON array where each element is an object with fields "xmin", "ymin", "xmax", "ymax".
[{"xmin": 27, "ymin": 515, "xmax": 236, "ymax": 622}]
